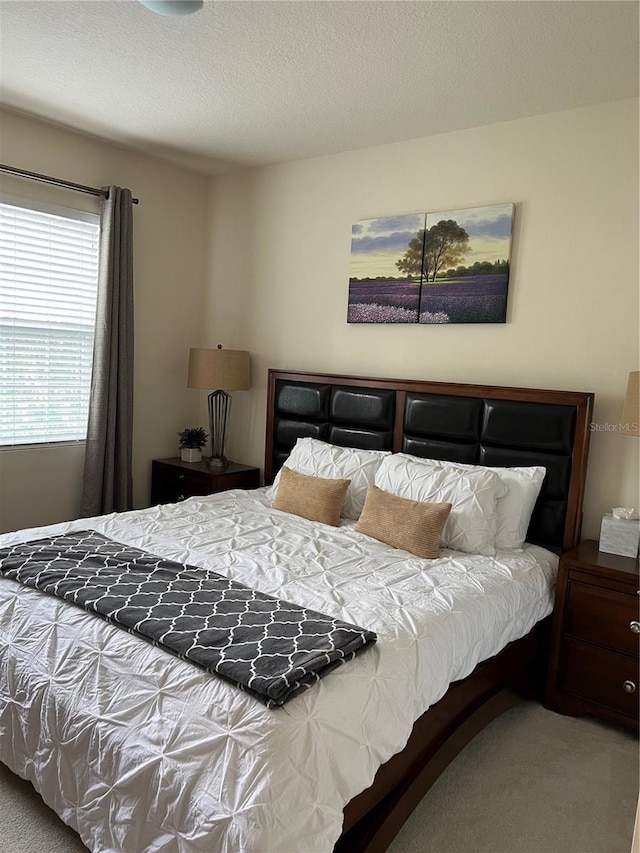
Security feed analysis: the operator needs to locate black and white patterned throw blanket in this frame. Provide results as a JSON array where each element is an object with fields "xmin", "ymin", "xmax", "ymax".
[{"xmin": 0, "ymin": 531, "xmax": 376, "ymax": 707}]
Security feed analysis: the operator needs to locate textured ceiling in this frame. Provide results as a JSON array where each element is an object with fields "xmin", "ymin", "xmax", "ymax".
[{"xmin": 0, "ymin": 0, "xmax": 637, "ymax": 175}]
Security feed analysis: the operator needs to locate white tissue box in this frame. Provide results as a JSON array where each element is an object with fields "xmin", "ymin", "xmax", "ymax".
[{"xmin": 599, "ymin": 513, "xmax": 640, "ymax": 558}]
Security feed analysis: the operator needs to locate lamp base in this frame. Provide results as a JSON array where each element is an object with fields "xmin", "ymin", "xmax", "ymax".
[
  {"xmin": 207, "ymin": 455, "xmax": 230, "ymax": 470},
  {"xmin": 207, "ymin": 389, "xmax": 232, "ymax": 469}
]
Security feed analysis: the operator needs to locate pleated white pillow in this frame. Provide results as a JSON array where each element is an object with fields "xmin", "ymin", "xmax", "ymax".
[
  {"xmin": 434, "ymin": 460, "xmax": 546, "ymax": 550},
  {"xmin": 374, "ymin": 453, "xmax": 507, "ymax": 556},
  {"xmin": 267, "ymin": 437, "xmax": 390, "ymax": 520}
]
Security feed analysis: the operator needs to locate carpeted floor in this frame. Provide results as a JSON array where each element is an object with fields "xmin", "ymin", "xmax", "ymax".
[
  {"xmin": 0, "ymin": 701, "xmax": 637, "ymax": 853},
  {"xmin": 387, "ymin": 702, "xmax": 638, "ymax": 853}
]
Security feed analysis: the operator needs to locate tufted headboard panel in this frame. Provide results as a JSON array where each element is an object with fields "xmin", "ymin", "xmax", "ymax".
[{"xmin": 265, "ymin": 371, "xmax": 594, "ymax": 554}]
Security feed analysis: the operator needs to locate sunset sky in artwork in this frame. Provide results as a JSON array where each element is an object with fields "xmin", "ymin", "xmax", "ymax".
[{"xmin": 349, "ymin": 204, "xmax": 513, "ymax": 279}]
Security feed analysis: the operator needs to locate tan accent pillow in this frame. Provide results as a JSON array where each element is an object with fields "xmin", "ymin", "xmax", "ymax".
[
  {"xmin": 356, "ymin": 485, "xmax": 452, "ymax": 559},
  {"xmin": 272, "ymin": 466, "xmax": 351, "ymax": 527}
]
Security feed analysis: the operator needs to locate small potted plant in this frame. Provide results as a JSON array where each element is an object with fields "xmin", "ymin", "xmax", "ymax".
[{"xmin": 177, "ymin": 427, "xmax": 208, "ymax": 463}]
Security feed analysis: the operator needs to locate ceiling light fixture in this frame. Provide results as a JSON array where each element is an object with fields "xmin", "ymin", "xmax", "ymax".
[{"xmin": 139, "ymin": 0, "xmax": 203, "ymax": 16}]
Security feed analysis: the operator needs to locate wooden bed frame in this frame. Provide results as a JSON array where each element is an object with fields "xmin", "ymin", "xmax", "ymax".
[{"xmin": 264, "ymin": 369, "xmax": 594, "ymax": 853}]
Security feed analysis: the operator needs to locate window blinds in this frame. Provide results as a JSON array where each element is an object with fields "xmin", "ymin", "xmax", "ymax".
[{"xmin": 0, "ymin": 200, "xmax": 100, "ymax": 446}]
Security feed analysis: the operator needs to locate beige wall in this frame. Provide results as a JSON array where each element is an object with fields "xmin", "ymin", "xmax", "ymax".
[
  {"xmin": 206, "ymin": 99, "xmax": 639, "ymax": 539},
  {"xmin": 0, "ymin": 109, "xmax": 209, "ymax": 533},
  {"xmin": 2, "ymin": 99, "xmax": 637, "ymax": 540}
]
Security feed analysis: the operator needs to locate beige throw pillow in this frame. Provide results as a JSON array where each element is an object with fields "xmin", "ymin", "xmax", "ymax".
[
  {"xmin": 356, "ymin": 485, "xmax": 452, "ymax": 559},
  {"xmin": 272, "ymin": 466, "xmax": 351, "ymax": 527}
]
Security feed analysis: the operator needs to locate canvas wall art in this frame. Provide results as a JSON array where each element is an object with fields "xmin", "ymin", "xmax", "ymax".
[{"xmin": 347, "ymin": 203, "xmax": 514, "ymax": 324}]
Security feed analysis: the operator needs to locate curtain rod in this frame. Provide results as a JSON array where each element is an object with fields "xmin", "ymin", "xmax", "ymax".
[{"xmin": 0, "ymin": 164, "xmax": 140, "ymax": 205}]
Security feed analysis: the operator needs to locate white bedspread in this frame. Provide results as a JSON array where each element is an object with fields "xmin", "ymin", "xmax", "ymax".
[{"xmin": 0, "ymin": 488, "xmax": 557, "ymax": 853}]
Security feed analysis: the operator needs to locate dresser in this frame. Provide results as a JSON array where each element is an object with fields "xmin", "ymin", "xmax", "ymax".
[
  {"xmin": 151, "ymin": 458, "xmax": 260, "ymax": 506},
  {"xmin": 545, "ymin": 540, "xmax": 639, "ymax": 731}
]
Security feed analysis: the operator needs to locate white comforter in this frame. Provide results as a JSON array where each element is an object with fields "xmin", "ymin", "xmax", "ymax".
[{"xmin": 0, "ymin": 488, "xmax": 557, "ymax": 853}]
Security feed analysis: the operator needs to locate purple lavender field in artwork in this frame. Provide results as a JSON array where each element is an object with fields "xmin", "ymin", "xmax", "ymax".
[
  {"xmin": 347, "ymin": 279, "xmax": 420, "ymax": 323},
  {"xmin": 348, "ymin": 205, "xmax": 514, "ymax": 325},
  {"xmin": 418, "ymin": 274, "xmax": 508, "ymax": 324}
]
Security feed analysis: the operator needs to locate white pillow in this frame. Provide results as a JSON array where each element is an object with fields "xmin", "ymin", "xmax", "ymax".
[
  {"xmin": 435, "ymin": 459, "xmax": 546, "ymax": 550},
  {"xmin": 374, "ymin": 454, "xmax": 506, "ymax": 556},
  {"xmin": 267, "ymin": 437, "xmax": 390, "ymax": 520}
]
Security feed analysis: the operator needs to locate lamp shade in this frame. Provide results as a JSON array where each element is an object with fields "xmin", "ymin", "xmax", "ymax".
[
  {"xmin": 188, "ymin": 348, "xmax": 250, "ymax": 392},
  {"xmin": 620, "ymin": 371, "xmax": 640, "ymax": 436}
]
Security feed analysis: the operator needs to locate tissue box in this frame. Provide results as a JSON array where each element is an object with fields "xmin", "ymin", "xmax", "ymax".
[{"xmin": 599, "ymin": 513, "xmax": 640, "ymax": 558}]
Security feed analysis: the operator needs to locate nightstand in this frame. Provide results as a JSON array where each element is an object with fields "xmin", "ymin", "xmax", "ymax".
[
  {"xmin": 151, "ymin": 458, "xmax": 260, "ymax": 506},
  {"xmin": 545, "ymin": 540, "xmax": 639, "ymax": 732}
]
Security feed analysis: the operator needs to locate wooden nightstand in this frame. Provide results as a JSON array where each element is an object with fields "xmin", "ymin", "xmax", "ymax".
[
  {"xmin": 545, "ymin": 540, "xmax": 639, "ymax": 732},
  {"xmin": 151, "ymin": 458, "xmax": 260, "ymax": 506}
]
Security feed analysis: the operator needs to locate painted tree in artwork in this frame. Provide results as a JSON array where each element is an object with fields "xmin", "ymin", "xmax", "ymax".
[
  {"xmin": 394, "ymin": 231, "xmax": 426, "ymax": 281},
  {"xmin": 396, "ymin": 219, "xmax": 470, "ymax": 282}
]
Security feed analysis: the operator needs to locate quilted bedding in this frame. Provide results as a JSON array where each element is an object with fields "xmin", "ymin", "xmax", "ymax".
[{"xmin": 0, "ymin": 487, "xmax": 558, "ymax": 853}]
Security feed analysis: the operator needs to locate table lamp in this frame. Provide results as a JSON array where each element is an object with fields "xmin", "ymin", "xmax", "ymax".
[
  {"xmin": 599, "ymin": 370, "xmax": 640, "ymax": 557},
  {"xmin": 187, "ymin": 345, "xmax": 251, "ymax": 468},
  {"xmin": 620, "ymin": 370, "xmax": 640, "ymax": 436}
]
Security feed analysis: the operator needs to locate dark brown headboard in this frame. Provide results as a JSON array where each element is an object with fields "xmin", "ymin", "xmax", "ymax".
[{"xmin": 265, "ymin": 370, "xmax": 594, "ymax": 554}]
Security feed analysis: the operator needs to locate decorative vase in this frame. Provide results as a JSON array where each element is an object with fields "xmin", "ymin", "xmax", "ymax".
[{"xmin": 180, "ymin": 448, "xmax": 202, "ymax": 463}]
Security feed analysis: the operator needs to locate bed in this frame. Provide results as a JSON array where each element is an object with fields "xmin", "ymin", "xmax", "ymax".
[{"xmin": 0, "ymin": 370, "xmax": 594, "ymax": 853}]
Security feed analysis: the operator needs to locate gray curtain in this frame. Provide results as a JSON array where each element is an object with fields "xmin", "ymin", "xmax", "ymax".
[{"xmin": 80, "ymin": 186, "xmax": 134, "ymax": 517}]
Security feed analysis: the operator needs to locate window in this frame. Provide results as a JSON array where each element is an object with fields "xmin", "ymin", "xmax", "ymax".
[{"xmin": 0, "ymin": 199, "xmax": 100, "ymax": 447}]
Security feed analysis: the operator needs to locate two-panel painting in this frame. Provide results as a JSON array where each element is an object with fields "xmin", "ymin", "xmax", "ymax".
[{"xmin": 347, "ymin": 204, "xmax": 514, "ymax": 324}]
